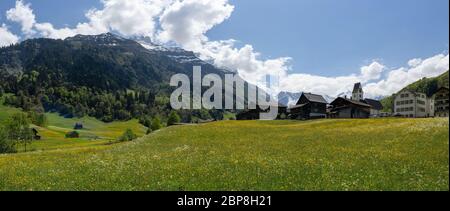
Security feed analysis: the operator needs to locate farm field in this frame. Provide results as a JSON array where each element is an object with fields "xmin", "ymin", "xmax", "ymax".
[{"xmin": 0, "ymin": 117, "xmax": 448, "ymax": 191}]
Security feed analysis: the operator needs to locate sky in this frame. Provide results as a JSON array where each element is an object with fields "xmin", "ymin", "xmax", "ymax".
[{"xmin": 0, "ymin": 0, "xmax": 449, "ymax": 98}]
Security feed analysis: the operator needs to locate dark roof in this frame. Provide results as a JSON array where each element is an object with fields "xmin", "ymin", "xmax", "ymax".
[
  {"xmin": 302, "ymin": 93, "xmax": 328, "ymax": 104},
  {"xmin": 364, "ymin": 99, "xmax": 384, "ymax": 110},
  {"xmin": 353, "ymin": 83, "xmax": 362, "ymax": 93},
  {"xmin": 435, "ymin": 86, "xmax": 449, "ymax": 94},
  {"xmin": 290, "ymin": 103, "xmax": 308, "ymax": 109},
  {"xmin": 330, "ymin": 97, "xmax": 371, "ymax": 108}
]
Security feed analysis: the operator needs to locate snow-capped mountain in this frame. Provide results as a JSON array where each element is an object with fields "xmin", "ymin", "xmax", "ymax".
[{"xmin": 134, "ymin": 36, "xmax": 208, "ymax": 65}]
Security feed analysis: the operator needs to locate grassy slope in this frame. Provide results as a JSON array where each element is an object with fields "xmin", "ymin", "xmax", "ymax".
[
  {"xmin": 0, "ymin": 103, "xmax": 146, "ymax": 152},
  {"xmin": 0, "ymin": 118, "xmax": 448, "ymax": 191}
]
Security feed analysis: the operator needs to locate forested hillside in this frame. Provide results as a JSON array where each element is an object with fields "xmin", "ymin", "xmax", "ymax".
[{"xmin": 0, "ymin": 33, "xmax": 232, "ymax": 123}]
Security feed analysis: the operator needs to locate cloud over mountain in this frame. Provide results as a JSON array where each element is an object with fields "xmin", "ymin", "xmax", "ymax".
[
  {"xmin": 1, "ymin": 0, "xmax": 448, "ymax": 99},
  {"xmin": 0, "ymin": 24, "xmax": 19, "ymax": 47}
]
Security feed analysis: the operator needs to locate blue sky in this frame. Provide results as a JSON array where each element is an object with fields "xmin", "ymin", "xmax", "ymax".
[
  {"xmin": 207, "ymin": 0, "xmax": 449, "ymax": 76},
  {"xmin": 0, "ymin": 0, "xmax": 448, "ymax": 97}
]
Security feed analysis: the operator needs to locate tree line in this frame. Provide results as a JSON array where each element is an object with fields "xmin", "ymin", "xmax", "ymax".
[{"xmin": 0, "ymin": 69, "xmax": 225, "ymax": 124}]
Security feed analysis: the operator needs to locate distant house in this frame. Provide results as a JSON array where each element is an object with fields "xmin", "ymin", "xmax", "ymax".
[
  {"xmin": 237, "ymin": 103, "xmax": 287, "ymax": 120},
  {"xmin": 433, "ymin": 87, "xmax": 449, "ymax": 117},
  {"xmin": 363, "ymin": 98, "xmax": 384, "ymax": 117},
  {"xmin": 394, "ymin": 90, "xmax": 434, "ymax": 118},
  {"xmin": 329, "ymin": 97, "xmax": 371, "ymax": 118},
  {"xmin": 32, "ymin": 128, "xmax": 41, "ymax": 140},
  {"xmin": 288, "ymin": 93, "xmax": 327, "ymax": 120},
  {"xmin": 74, "ymin": 123, "xmax": 84, "ymax": 130}
]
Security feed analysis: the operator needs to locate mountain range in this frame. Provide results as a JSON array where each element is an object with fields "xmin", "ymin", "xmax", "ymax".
[
  {"xmin": 0, "ymin": 33, "xmax": 237, "ymax": 122},
  {"xmin": 1, "ymin": 33, "xmax": 447, "ymax": 121},
  {"xmin": 277, "ymin": 91, "xmax": 336, "ymax": 106}
]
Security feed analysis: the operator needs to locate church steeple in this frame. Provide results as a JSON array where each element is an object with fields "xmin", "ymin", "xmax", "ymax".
[{"xmin": 352, "ymin": 82, "xmax": 364, "ymax": 101}]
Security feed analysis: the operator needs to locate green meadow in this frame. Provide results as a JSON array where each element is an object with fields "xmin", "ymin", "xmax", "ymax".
[
  {"xmin": 0, "ymin": 115, "xmax": 448, "ymax": 191},
  {"xmin": 0, "ymin": 103, "xmax": 146, "ymax": 152}
]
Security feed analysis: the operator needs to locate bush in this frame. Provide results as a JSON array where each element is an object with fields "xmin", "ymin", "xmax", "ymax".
[
  {"xmin": 146, "ymin": 128, "xmax": 153, "ymax": 135},
  {"xmin": 118, "ymin": 129, "xmax": 137, "ymax": 142},
  {"xmin": 151, "ymin": 117, "xmax": 162, "ymax": 131},
  {"xmin": 65, "ymin": 131, "xmax": 80, "ymax": 138},
  {"xmin": 139, "ymin": 116, "xmax": 152, "ymax": 128},
  {"xmin": 167, "ymin": 111, "xmax": 181, "ymax": 126},
  {"xmin": 28, "ymin": 111, "xmax": 48, "ymax": 127}
]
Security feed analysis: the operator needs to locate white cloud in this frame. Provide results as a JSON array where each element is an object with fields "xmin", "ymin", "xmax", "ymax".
[
  {"xmin": 364, "ymin": 53, "xmax": 449, "ymax": 98},
  {"xmin": 33, "ymin": 23, "xmax": 79, "ymax": 39},
  {"xmin": 278, "ymin": 54, "xmax": 449, "ymax": 99},
  {"xmin": 6, "ymin": 0, "xmax": 172, "ymax": 39},
  {"xmin": 360, "ymin": 61, "xmax": 385, "ymax": 82},
  {"xmin": 408, "ymin": 58, "xmax": 423, "ymax": 67},
  {"xmin": 6, "ymin": 0, "xmax": 35, "ymax": 35},
  {"xmin": 0, "ymin": 24, "xmax": 19, "ymax": 47},
  {"xmin": 158, "ymin": 0, "xmax": 233, "ymax": 48},
  {"xmin": 86, "ymin": 0, "xmax": 171, "ymax": 36}
]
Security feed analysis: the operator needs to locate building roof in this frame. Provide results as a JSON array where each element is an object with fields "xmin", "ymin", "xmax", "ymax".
[
  {"xmin": 353, "ymin": 83, "xmax": 362, "ymax": 93},
  {"xmin": 364, "ymin": 99, "xmax": 384, "ymax": 110},
  {"xmin": 302, "ymin": 93, "xmax": 328, "ymax": 104},
  {"xmin": 290, "ymin": 103, "xmax": 308, "ymax": 109},
  {"xmin": 434, "ymin": 86, "xmax": 449, "ymax": 94},
  {"xmin": 394, "ymin": 89, "xmax": 429, "ymax": 98},
  {"xmin": 330, "ymin": 97, "xmax": 372, "ymax": 108}
]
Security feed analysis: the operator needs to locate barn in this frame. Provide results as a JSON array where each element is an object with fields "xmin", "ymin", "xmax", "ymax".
[{"xmin": 288, "ymin": 93, "xmax": 328, "ymax": 120}]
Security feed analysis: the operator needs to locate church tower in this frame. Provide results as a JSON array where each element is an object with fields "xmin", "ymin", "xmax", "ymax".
[{"xmin": 352, "ymin": 83, "xmax": 364, "ymax": 101}]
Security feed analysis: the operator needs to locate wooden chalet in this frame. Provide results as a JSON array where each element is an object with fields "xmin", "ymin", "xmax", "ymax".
[
  {"xmin": 329, "ymin": 97, "xmax": 371, "ymax": 118},
  {"xmin": 288, "ymin": 93, "xmax": 328, "ymax": 119}
]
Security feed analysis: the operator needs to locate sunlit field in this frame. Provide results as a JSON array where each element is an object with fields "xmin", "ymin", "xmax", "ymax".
[
  {"xmin": 0, "ymin": 104, "xmax": 146, "ymax": 152},
  {"xmin": 0, "ymin": 118, "xmax": 448, "ymax": 191}
]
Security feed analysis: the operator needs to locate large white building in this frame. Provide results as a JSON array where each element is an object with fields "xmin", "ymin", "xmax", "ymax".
[{"xmin": 394, "ymin": 90, "xmax": 434, "ymax": 118}]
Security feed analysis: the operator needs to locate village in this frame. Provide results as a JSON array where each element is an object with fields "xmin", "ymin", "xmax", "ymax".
[{"xmin": 238, "ymin": 82, "xmax": 450, "ymax": 120}]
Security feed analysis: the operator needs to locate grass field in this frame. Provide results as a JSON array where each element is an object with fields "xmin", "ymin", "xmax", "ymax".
[
  {"xmin": 0, "ymin": 118, "xmax": 448, "ymax": 191},
  {"xmin": 0, "ymin": 104, "xmax": 147, "ymax": 152}
]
